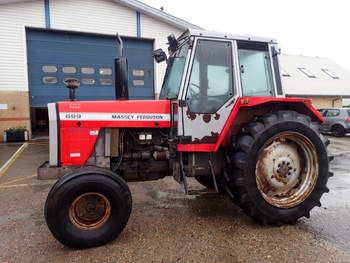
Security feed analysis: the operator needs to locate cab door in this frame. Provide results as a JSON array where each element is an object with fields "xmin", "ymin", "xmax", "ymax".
[{"xmin": 178, "ymin": 38, "xmax": 238, "ymax": 144}]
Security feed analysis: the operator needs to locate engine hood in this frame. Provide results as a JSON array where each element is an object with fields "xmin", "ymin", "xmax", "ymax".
[{"xmin": 57, "ymin": 100, "xmax": 171, "ymax": 128}]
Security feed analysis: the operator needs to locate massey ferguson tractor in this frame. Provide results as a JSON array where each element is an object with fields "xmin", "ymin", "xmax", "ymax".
[{"xmin": 39, "ymin": 29, "xmax": 332, "ymax": 248}]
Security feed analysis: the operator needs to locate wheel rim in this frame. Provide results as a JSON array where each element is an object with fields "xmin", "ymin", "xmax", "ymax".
[
  {"xmin": 255, "ymin": 133, "xmax": 319, "ymax": 208},
  {"xmin": 69, "ymin": 192, "xmax": 111, "ymax": 230}
]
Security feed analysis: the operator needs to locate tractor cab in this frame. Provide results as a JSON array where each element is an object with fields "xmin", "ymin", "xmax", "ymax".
[{"xmin": 156, "ymin": 29, "xmax": 284, "ymax": 144}]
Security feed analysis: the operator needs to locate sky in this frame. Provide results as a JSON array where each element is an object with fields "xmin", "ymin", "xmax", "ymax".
[{"xmin": 142, "ymin": 0, "xmax": 350, "ymax": 72}]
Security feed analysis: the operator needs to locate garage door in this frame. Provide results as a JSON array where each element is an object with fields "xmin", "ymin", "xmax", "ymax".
[{"xmin": 26, "ymin": 28, "xmax": 154, "ymax": 107}]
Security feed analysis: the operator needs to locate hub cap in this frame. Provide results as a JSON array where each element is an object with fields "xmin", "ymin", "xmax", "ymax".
[
  {"xmin": 69, "ymin": 192, "xmax": 111, "ymax": 230},
  {"xmin": 256, "ymin": 133, "xmax": 319, "ymax": 208}
]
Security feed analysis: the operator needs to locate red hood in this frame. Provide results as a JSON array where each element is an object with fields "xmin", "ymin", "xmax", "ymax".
[{"xmin": 57, "ymin": 100, "xmax": 171, "ymax": 128}]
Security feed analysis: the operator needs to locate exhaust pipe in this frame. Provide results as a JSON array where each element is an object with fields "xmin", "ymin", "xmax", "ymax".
[{"xmin": 115, "ymin": 34, "xmax": 129, "ymax": 100}]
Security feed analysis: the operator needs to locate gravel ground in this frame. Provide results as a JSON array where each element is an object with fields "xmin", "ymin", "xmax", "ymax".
[{"xmin": 0, "ymin": 137, "xmax": 350, "ymax": 263}]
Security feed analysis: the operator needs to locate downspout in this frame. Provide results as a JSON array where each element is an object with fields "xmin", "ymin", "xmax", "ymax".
[{"xmin": 44, "ymin": 0, "xmax": 51, "ymax": 29}]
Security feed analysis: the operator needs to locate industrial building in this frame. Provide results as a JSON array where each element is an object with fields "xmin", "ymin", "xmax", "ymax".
[
  {"xmin": 0, "ymin": 0, "xmax": 201, "ymax": 141},
  {"xmin": 280, "ymin": 54, "xmax": 350, "ymax": 108}
]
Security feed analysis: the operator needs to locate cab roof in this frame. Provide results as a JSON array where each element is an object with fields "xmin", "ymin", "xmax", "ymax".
[{"xmin": 186, "ymin": 29, "xmax": 277, "ymax": 44}]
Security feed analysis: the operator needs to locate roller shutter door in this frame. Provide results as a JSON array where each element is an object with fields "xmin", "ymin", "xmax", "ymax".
[{"xmin": 26, "ymin": 28, "xmax": 154, "ymax": 107}]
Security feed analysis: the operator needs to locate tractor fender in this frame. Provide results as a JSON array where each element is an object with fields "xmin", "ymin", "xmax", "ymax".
[{"xmin": 214, "ymin": 97, "xmax": 323, "ymax": 151}]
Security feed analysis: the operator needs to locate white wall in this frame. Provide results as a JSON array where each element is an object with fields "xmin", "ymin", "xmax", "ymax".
[
  {"xmin": 141, "ymin": 13, "xmax": 183, "ymax": 94},
  {"xmin": 0, "ymin": 0, "xmax": 45, "ymax": 92},
  {"xmin": 50, "ymin": 0, "xmax": 136, "ymax": 36},
  {"xmin": 0, "ymin": 0, "xmax": 183, "ymax": 95}
]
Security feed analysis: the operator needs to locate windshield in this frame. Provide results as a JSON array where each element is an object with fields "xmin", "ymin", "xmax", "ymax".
[{"xmin": 159, "ymin": 43, "xmax": 189, "ymax": 100}]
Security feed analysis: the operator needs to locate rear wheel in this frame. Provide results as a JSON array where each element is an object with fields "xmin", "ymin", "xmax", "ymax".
[
  {"xmin": 224, "ymin": 111, "xmax": 331, "ymax": 225},
  {"xmin": 45, "ymin": 167, "xmax": 132, "ymax": 248},
  {"xmin": 331, "ymin": 125, "xmax": 345, "ymax": 137}
]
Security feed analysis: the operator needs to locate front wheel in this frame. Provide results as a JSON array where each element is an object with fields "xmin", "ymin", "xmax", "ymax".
[
  {"xmin": 45, "ymin": 167, "xmax": 132, "ymax": 248},
  {"xmin": 224, "ymin": 111, "xmax": 331, "ymax": 225}
]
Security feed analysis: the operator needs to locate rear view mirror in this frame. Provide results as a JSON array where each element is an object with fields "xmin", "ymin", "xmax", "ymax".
[{"xmin": 153, "ymin": 48, "xmax": 167, "ymax": 63}]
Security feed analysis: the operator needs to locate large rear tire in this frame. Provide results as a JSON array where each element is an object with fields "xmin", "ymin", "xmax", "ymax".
[
  {"xmin": 45, "ymin": 167, "xmax": 132, "ymax": 248},
  {"xmin": 224, "ymin": 111, "xmax": 331, "ymax": 225}
]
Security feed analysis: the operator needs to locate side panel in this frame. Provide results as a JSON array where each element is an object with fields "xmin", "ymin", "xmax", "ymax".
[{"xmin": 58, "ymin": 100, "xmax": 171, "ymax": 165}]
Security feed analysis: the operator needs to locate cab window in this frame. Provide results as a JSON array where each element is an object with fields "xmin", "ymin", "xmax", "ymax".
[
  {"xmin": 238, "ymin": 41, "xmax": 274, "ymax": 97},
  {"xmin": 186, "ymin": 40, "xmax": 233, "ymax": 113}
]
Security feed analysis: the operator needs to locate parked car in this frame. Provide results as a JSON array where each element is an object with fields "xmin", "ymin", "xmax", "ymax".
[{"xmin": 318, "ymin": 108, "xmax": 350, "ymax": 136}]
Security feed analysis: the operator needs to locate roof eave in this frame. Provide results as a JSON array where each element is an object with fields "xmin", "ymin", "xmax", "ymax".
[
  {"xmin": 114, "ymin": 0, "xmax": 203, "ymax": 30},
  {"xmin": 286, "ymin": 93, "xmax": 350, "ymax": 98}
]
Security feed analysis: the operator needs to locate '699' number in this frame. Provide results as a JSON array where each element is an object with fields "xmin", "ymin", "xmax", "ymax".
[{"xmin": 65, "ymin": 113, "xmax": 81, "ymax": 119}]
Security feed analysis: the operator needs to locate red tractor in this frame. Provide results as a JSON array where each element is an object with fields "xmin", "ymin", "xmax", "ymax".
[{"xmin": 39, "ymin": 30, "xmax": 332, "ymax": 248}]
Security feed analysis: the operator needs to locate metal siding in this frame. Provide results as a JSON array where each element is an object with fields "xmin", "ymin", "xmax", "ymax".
[
  {"xmin": 0, "ymin": 1, "xmax": 45, "ymax": 92},
  {"xmin": 26, "ymin": 29, "xmax": 154, "ymax": 107},
  {"xmin": 50, "ymin": 0, "xmax": 136, "ymax": 36},
  {"xmin": 0, "ymin": 0, "xmax": 182, "ymax": 96}
]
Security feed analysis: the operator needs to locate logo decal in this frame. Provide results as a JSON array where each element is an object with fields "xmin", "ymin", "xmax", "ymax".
[{"xmin": 60, "ymin": 112, "xmax": 170, "ymax": 121}]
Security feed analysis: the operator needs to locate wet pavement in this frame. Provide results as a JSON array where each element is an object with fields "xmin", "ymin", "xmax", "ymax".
[{"xmin": 0, "ymin": 137, "xmax": 350, "ymax": 262}]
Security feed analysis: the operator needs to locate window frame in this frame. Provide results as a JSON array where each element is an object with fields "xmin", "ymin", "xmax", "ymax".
[
  {"xmin": 237, "ymin": 41, "xmax": 276, "ymax": 97},
  {"xmin": 81, "ymin": 78, "xmax": 96, "ymax": 85},
  {"xmin": 81, "ymin": 67, "xmax": 96, "ymax": 75},
  {"xmin": 132, "ymin": 69, "xmax": 145, "ymax": 77},
  {"xmin": 42, "ymin": 65, "xmax": 58, "ymax": 73},
  {"xmin": 99, "ymin": 68, "xmax": 113, "ymax": 75},
  {"xmin": 62, "ymin": 66, "xmax": 77, "ymax": 74},
  {"xmin": 183, "ymin": 38, "xmax": 235, "ymax": 114},
  {"xmin": 42, "ymin": 76, "xmax": 58, "ymax": 84},
  {"xmin": 133, "ymin": 79, "xmax": 145, "ymax": 86},
  {"xmin": 100, "ymin": 78, "xmax": 113, "ymax": 86}
]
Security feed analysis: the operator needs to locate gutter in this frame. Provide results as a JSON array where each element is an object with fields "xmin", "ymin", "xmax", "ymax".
[{"xmin": 114, "ymin": 0, "xmax": 203, "ymax": 30}]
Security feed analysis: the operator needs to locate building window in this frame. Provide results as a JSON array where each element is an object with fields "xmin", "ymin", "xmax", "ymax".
[
  {"xmin": 298, "ymin": 67, "xmax": 316, "ymax": 78},
  {"xmin": 322, "ymin": 69, "xmax": 339, "ymax": 79},
  {"xmin": 81, "ymin": 67, "xmax": 95, "ymax": 74},
  {"xmin": 42, "ymin": 65, "xmax": 57, "ymax": 73},
  {"xmin": 42, "ymin": 76, "xmax": 58, "ymax": 84},
  {"xmin": 99, "ymin": 68, "xmax": 112, "ymax": 75},
  {"xmin": 81, "ymin": 78, "xmax": 95, "ymax": 85},
  {"xmin": 133, "ymin": 80, "xmax": 144, "ymax": 86},
  {"xmin": 100, "ymin": 78, "xmax": 112, "ymax": 85},
  {"xmin": 281, "ymin": 69, "xmax": 291, "ymax": 77},
  {"xmin": 132, "ymin": 69, "xmax": 145, "ymax": 77},
  {"xmin": 62, "ymin": 66, "xmax": 77, "ymax": 74}
]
